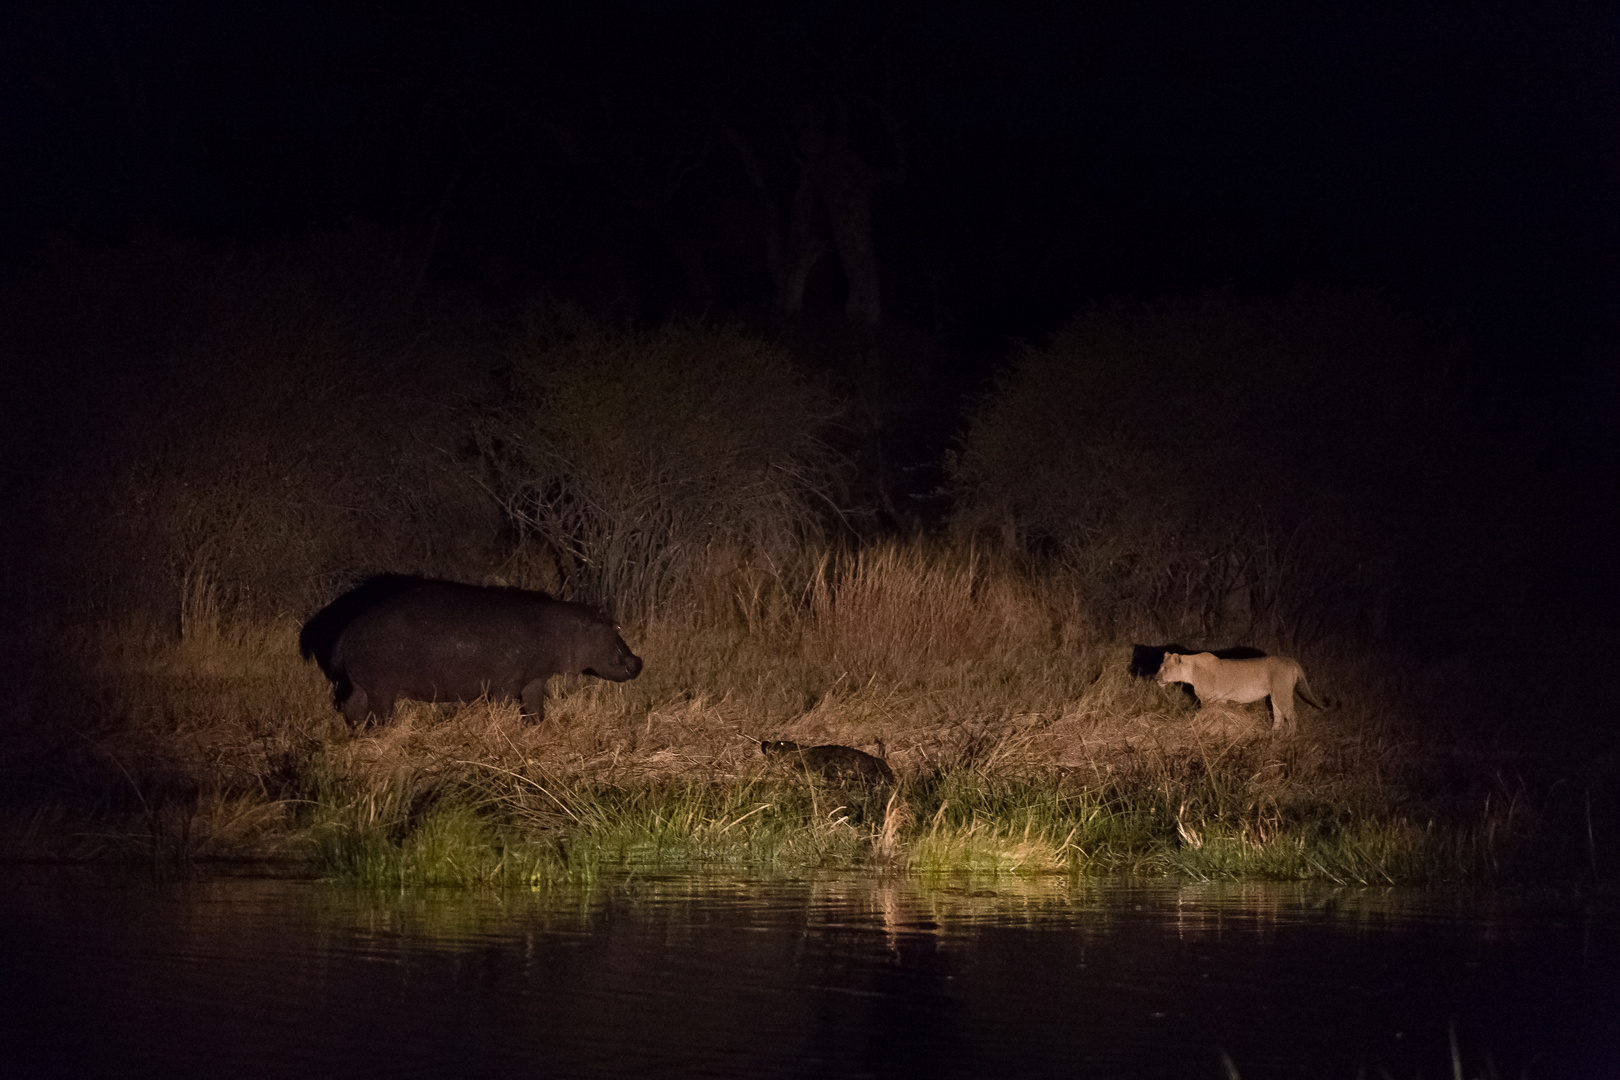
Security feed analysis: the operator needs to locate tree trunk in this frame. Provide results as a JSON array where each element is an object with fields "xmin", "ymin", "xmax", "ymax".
[
  {"xmin": 804, "ymin": 131, "xmax": 882, "ymax": 327},
  {"xmin": 773, "ymin": 167, "xmax": 826, "ymax": 321},
  {"xmin": 724, "ymin": 125, "xmax": 826, "ymax": 322}
]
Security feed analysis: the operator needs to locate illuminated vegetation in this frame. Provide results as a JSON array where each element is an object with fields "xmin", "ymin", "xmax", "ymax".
[
  {"xmin": 1, "ymin": 244, "xmax": 1612, "ymax": 885},
  {"xmin": 2, "ymin": 542, "xmax": 1593, "ymax": 885}
]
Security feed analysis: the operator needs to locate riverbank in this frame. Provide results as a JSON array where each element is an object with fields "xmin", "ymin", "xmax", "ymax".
[{"xmin": 5, "ymin": 547, "xmax": 1606, "ymax": 885}]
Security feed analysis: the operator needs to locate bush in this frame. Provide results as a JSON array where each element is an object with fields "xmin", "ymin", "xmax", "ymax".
[
  {"xmin": 10, "ymin": 236, "xmax": 502, "ymax": 625},
  {"xmin": 479, "ymin": 307, "xmax": 844, "ymax": 619},
  {"xmin": 950, "ymin": 294, "xmax": 1451, "ymax": 644}
]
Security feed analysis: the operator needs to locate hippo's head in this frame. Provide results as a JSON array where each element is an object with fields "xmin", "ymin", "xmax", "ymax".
[{"xmin": 582, "ymin": 617, "xmax": 643, "ymax": 682}]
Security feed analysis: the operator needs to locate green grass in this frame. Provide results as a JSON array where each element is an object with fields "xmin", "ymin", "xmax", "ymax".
[
  {"xmin": 299, "ymin": 767, "xmax": 904, "ymax": 886},
  {"xmin": 0, "ymin": 745, "xmax": 1541, "ymax": 888},
  {"xmin": 269, "ymin": 753, "xmax": 1501, "ymax": 888}
]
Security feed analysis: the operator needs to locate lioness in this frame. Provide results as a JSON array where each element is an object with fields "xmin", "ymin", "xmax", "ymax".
[{"xmin": 1154, "ymin": 651, "xmax": 1322, "ymax": 732}]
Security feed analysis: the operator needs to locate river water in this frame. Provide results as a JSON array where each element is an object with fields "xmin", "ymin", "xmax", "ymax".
[{"xmin": 2, "ymin": 866, "xmax": 1616, "ymax": 1079}]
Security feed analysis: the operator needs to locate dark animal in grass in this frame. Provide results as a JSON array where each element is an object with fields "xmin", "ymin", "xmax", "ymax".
[
  {"xmin": 299, "ymin": 576, "xmax": 642, "ymax": 726},
  {"xmin": 760, "ymin": 740, "xmax": 895, "ymax": 784},
  {"xmin": 1129, "ymin": 643, "xmax": 1268, "ymax": 706}
]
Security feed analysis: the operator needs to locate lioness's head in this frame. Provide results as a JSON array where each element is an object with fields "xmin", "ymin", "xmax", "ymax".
[{"xmin": 1155, "ymin": 652, "xmax": 1189, "ymax": 684}]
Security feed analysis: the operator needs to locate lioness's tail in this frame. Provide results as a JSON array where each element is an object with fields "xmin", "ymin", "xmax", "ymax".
[{"xmin": 1296, "ymin": 673, "xmax": 1332, "ymax": 711}]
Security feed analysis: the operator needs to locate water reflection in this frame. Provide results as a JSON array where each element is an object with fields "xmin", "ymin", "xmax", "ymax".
[{"xmin": 2, "ymin": 868, "xmax": 1616, "ymax": 1078}]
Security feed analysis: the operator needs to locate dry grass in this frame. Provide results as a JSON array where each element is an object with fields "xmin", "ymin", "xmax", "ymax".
[{"xmin": 0, "ymin": 540, "xmax": 1572, "ymax": 882}]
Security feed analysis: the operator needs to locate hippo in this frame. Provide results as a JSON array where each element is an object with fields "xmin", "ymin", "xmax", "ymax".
[
  {"xmin": 299, "ymin": 575, "xmax": 642, "ymax": 726},
  {"xmin": 761, "ymin": 740, "xmax": 895, "ymax": 785},
  {"xmin": 1129, "ymin": 642, "xmax": 1267, "ymax": 706}
]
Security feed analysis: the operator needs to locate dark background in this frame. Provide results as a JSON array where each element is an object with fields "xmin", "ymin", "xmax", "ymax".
[{"xmin": 1, "ymin": 0, "xmax": 1615, "ymax": 622}]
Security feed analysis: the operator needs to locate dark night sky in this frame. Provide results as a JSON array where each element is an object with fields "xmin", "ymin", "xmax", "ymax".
[{"xmin": 1, "ymin": 1, "xmax": 1615, "ymax": 442}]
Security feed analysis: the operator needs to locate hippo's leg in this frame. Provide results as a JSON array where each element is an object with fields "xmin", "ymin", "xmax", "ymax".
[
  {"xmin": 342, "ymin": 684, "xmax": 396, "ymax": 727},
  {"xmin": 520, "ymin": 678, "xmax": 548, "ymax": 721},
  {"xmin": 340, "ymin": 686, "xmax": 371, "ymax": 727}
]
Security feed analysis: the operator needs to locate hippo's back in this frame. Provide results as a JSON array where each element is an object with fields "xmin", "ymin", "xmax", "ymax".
[{"xmin": 333, "ymin": 580, "xmax": 581, "ymax": 678}]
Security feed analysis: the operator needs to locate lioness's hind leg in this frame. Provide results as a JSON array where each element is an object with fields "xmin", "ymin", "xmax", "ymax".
[{"xmin": 1269, "ymin": 692, "xmax": 1297, "ymax": 732}]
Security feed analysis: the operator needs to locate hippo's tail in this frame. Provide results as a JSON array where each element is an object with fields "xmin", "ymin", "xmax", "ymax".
[
  {"xmin": 297, "ymin": 617, "xmax": 328, "ymax": 667},
  {"xmin": 298, "ymin": 573, "xmax": 427, "ymax": 675}
]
